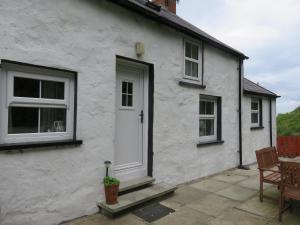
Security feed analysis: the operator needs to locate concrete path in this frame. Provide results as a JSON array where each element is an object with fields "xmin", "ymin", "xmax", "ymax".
[{"xmin": 62, "ymin": 165, "xmax": 300, "ymax": 225}]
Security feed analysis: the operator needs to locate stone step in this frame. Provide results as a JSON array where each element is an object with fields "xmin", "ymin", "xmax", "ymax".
[
  {"xmin": 119, "ymin": 176, "xmax": 155, "ymax": 194},
  {"xmin": 98, "ymin": 183, "xmax": 177, "ymax": 215}
]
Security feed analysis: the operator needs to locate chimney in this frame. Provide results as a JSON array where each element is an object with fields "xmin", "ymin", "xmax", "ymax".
[{"xmin": 152, "ymin": 0, "xmax": 177, "ymax": 14}]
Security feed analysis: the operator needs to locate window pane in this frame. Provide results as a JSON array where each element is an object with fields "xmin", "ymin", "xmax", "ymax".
[
  {"xmin": 41, "ymin": 80, "xmax": 64, "ymax": 99},
  {"xmin": 200, "ymin": 101, "xmax": 206, "ymax": 114},
  {"xmin": 191, "ymin": 62, "xmax": 198, "ymax": 77},
  {"xmin": 251, "ymin": 113, "xmax": 258, "ymax": 123},
  {"xmin": 14, "ymin": 77, "xmax": 39, "ymax": 98},
  {"xmin": 127, "ymin": 95, "xmax": 133, "ymax": 107},
  {"xmin": 127, "ymin": 82, "xmax": 133, "ymax": 94},
  {"xmin": 251, "ymin": 101, "xmax": 258, "ymax": 110},
  {"xmin": 206, "ymin": 102, "xmax": 214, "ymax": 115},
  {"xmin": 199, "ymin": 119, "xmax": 206, "ymax": 136},
  {"xmin": 191, "ymin": 45, "xmax": 199, "ymax": 60},
  {"xmin": 185, "ymin": 42, "xmax": 191, "ymax": 58},
  {"xmin": 122, "ymin": 82, "xmax": 127, "ymax": 94},
  {"xmin": 122, "ymin": 94, "xmax": 127, "ymax": 106},
  {"xmin": 185, "ymin": 60, "xmax": 192, "ymax": 76},
  {"xmin": 200, "ymin": 101, "xmax": 214, "ymax": 115},
  {"xmin": 199, "ymin": 119, "xmax": 214, "ymax": 136},
  {"xmin": 40, "ymin": 108, "xmax": 66, "ymax": 132},
  {"xmin": 206, "ymin": 119, "xmax": 214, "ymax": 136},
  {"xmin": 8, "ymin": 107, "xmax": 39, "ymax": 134}
]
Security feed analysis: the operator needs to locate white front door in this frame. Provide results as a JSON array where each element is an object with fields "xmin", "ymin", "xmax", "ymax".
[{"xmin": 115, "ymin": 61, "xmax": 148, "ymax": 181}]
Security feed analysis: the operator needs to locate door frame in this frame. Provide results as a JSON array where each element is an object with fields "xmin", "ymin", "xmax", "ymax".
[{"xmin": 116, "ymin": 55, "xmax": 154, "ymax": 177}]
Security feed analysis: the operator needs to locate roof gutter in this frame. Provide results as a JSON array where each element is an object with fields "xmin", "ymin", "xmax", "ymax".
[
  {"xmin": 109, "ymin": 0, "xmax": 248, "ymax": 60},
  {"xmin": 243, "ymin": 90, "xmax": 280, "ymax": 98}
]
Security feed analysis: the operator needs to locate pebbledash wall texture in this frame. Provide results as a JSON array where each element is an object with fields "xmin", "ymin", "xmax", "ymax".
[
  {"xmin": 242, "ymin": 97, "xmax": 277, "ymax": 165},
  {"xmin": 0, "ymin": 1, "xmax": 275, "ymax": 225}
]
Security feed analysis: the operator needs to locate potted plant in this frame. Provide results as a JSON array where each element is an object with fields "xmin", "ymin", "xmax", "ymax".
[{"xmin": 103, "ymin": 176, "xmax": 120, "ymax": 204}]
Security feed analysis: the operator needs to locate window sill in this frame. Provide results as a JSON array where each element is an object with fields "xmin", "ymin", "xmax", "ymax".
[
  {"xmin": 197, "ymin": 140, "xmax": 224, "ymax": 147},
  {"xmin": 178, "ymin": 79, "xmax": 206, "ymax": 89},
  {"xmin": 0, "ymin": 139, "xmax": 83, "ymax": 152},
  {"xmin": 250, "ymin": 126, "xmax": 264, "ymax": 130}
]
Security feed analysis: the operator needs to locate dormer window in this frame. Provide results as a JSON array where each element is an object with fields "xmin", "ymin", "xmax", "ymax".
[{"xmin": 184, "ymin": 41, "xmax": 201, "ymax": 80}]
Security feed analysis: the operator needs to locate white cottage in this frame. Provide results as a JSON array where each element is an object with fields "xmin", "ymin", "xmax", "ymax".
[{"xmin": 0, "ymin": 0, "xmax": 279, "ymax": 224}]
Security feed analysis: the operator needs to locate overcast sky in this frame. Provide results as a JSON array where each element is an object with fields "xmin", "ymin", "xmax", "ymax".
[{"xmin": 177, "ymin": 0, "xmax": 300, "ymax": 114}]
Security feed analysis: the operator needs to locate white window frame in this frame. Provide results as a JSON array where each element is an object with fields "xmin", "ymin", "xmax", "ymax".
[
  {"xmin": 120, "ymin": 79, "xmax": 135, "ymax": 110},
  {"xmin": 0, "ymin": 69, "xmax": 75, "ymax": 144},
  {"xmin": 251, "ymin": 98, "xmax": 260, "ymax": 127},
  {"xmin": 184, "ymin": 40, "xmax": 202, "ymax": 81},
  {"xmin": 199, "ymin": 97, "xmax": 217, "ymax": 142}
]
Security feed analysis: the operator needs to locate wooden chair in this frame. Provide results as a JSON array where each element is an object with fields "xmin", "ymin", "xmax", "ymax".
[
  {"xmin": 279, "ymin": 161, "xmax": 300, "ymax": 221},
  {"xmin": 255, "ymin": 147, "xmax": 281, "ymax": 202}
]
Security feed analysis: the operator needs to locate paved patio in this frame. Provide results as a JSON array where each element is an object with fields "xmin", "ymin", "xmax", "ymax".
[{"xmin": 63, "ymin": 164, "xmax": 300, "ymax": 225}]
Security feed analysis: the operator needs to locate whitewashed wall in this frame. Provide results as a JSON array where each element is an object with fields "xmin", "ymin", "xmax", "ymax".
[
  {"xmin": 154, "ymin": 43, "xmax": 240, "ymax": 184},
  {"xmin": 0, "ymin": 0, "xmax": 242, "ymax": 224},
  {"xmin": 242, "ymin": 96, "xmax": 277, "ymax": 165}
]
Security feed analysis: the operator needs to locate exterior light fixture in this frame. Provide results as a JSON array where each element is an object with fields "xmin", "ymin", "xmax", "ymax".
[
  {"xmin": 135, "ymin": 42, "xmax": 145, "ymax": 56},
  {"xmin": 104, "ymin": 160, "xmax": 112, "ymax": 177}
]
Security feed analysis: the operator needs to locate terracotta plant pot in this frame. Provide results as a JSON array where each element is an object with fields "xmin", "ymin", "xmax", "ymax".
[{"xmin": 104, "ymin": 184, "xmax": 119, "ymax": 204}]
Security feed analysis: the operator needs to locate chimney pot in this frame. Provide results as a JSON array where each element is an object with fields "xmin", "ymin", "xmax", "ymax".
[{"xmin": 152, "ymin": 0, "xmax": 177, "ymax": 14}]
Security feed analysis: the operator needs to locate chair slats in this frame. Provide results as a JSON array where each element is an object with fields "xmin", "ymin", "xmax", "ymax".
[
  {"xmin": 279, "ymin": 161, "xmax": 300, "ymax": 221},
  {"xmin": 265, "ymin": 172, "xmax": 281, "ymax": 183},
  {"xmin": 256, "ymin": 147, "xmax": 281, "ymax": 202}
]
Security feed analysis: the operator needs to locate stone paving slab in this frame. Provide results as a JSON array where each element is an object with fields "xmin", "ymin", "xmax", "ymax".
[
  {"xmin": 186, "ymin": 193, "xmax": 239, "ymax": 217},
  {"xmin": 267, "ymin": 202, "xmax": 300, "ymax": 225},
  {"xmin": 153, "ymin": 206, "xmax": 214, "ymax": 225},
  {"xmin": 169, "ymin": 186, "xmax": 209, "ymax": 204},
  {"xmin": 209, "ymin": 208, "xmax": 270, "ymax": 225},
  {"xmin": 159, "ymin": 199, "xmax": 183, "ymax": 211},
  {"xmin": 235, "ymin": 196, "xmax": 278, "ymax": 219},
  {"xmin": 62, "ymin": 214, "xmax": 146, "ymax": 225},
  {"xmin": 227, "ymin": 168, "xmax": 259, "ymax": 177},
  {"xmin": 249, "ymin": 164, "xmax": 259, "ymax": 170},
  {"xmin": 212, "ymin": 173, "xmax": 248, "ymax": 183},
  {"xmin": 216, "ymin": 185, "xmax": 257, "ymax": 201},
  {"xmin": 258, "ymin": 186, "xmax": 280, "ymax": 201},
  {"xmin": 189, "ymin": 179, "xmax": 231, "ymax": 193},
  {"xmin": 237, "ymin": 177, "xmax": 272, "ymax": 190}
]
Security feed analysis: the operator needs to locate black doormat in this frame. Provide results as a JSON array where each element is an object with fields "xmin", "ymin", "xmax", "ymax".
[{"xmin": 132, "ymin": 203, "xmax": 175, "ymax": 223}]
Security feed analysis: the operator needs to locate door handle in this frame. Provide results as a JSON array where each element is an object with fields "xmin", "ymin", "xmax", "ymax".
[{"xmin": 139, "ymin": 110, "xmax": 144, "ymax": 123}]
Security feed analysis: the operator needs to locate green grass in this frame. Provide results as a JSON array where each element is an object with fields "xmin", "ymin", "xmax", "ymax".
[{"xmin": 277, "ymin": 107, "xmax": 300, "ymax": 136}]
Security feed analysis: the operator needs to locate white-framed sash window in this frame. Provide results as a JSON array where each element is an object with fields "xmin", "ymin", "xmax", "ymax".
[
  {"xmin": 0, "ymin": 68, "xmax": 75, "ymax": 144},
  {"xmin": 184, "ymin": 40, "xmax": 201, "ymax": 80},
  {"xmin": 251, "ymin": 98, "xmax": 260, "ymax": 127},
  {"xmin": 199, "ymin": 96, "xmax": 217, "ymax": 142}
]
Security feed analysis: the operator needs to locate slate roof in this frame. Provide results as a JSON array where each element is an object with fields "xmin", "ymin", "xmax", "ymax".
[
  {"xmin": 109, "ymin": 0, "xmax": 248, "ymax": 59},
  {"xmin": 243, "ymin": 77, "xmax": 279, "ymax": 98}
]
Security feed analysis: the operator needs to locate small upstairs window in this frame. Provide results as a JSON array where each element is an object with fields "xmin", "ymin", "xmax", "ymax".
[{"xmin": 184, "ymin": 41, "xmax": 201, "ymax": 80}]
